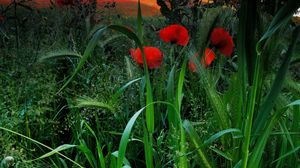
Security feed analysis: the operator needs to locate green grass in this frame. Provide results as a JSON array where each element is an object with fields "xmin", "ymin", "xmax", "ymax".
[{"xmin": 1, "ymin": 1, "xmax": 300, "ymax": 167}]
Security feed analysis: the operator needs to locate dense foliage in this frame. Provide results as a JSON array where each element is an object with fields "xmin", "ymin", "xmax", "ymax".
[{"xmin": 0, "ymin": 0, "xmax": 300, "ymax": 168}]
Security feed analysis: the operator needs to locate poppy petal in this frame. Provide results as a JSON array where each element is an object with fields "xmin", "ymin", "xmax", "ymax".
[
  {"xmin": 210, "ymin": 28, "xmax": 234, "ymax": 57},
  {"xmin": 130, "ymin": 47, "xmax": 163, "ymax": 69},
  {"xmin": 201, "ymin": 48, "xmax": 216, "ymax": 68},
  {"xmin": 188, "ymin": 48, "xmax": 216, "ymax": 72},
  {"xmin": 159, "ymin": 24, "xmax": 189, "ymax": 46}
]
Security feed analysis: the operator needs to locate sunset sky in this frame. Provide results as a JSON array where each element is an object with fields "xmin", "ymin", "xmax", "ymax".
[
  {"xmin": 0, "ymin": 0, "xmax": 161, "ymax": 16},
  {"xmin": 0, "ymin": 0, "xmax": 159, "ymax": 8},
  {"xmin": 0, "ymin": 0, "xmax": 212, "ymax": 16}
]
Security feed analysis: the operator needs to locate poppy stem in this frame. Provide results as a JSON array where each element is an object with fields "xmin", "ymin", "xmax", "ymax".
[
  {"xmin": 179, "ymin": 46, "xmax": 187, "ymax": 56},
  {"xmin": 169, "ymin": 46, "xmax": 175, "ymax": 66}
]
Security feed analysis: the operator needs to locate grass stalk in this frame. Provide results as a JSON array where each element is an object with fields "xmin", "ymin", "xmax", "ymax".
[
  {"xmin": 0, "ymin": 127, "xmax": 83, "ymax": 168},
  {"xmin": 241, "ymin": 49, "xmax": 262, "ymax": 168},
  {"xmin": 176, "ymin": 58, "xmax": 188, "ymax": 168}
]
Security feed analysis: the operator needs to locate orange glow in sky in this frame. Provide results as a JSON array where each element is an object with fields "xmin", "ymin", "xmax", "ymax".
[
  {"xmin": 0, "ymin": 0, "xmax": 160, "ymax": 16},
  {"xmin": 0, "ymin": 0, "xmax": 159, "ymax": 8}
]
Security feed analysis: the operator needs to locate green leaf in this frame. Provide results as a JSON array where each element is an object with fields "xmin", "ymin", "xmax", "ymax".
[
  {"xmin": 258, "ymin": 0, "xmax": 300, "ymax": 49},
  {"xmin": 58, "ymin": 158, "xmax": 68, "ymax": 168},
  {"xmin": 253, "ymin": 26, "xmax": 300, "ymax": 135},
  {"xmin": 143, "ymin": 125, "xmax": 153, "ymax": 168},
  {"xmin": 58, "ymin": 26, "xmax": 108, "ymax": 92},
  {"xmin": 248, "ymin": 108, "xmax": 286, "ymax": 167},
  {"xmin": 190, "ymin": 46, "xmax": 230, "ymax": 134},
  {"xmin": 176, "ymin": 59, "xmax": 189, "ymax": 168},
  {"xmin": 107, "ymin": 25, "xmax": 154, "ymax": 134},
  {"xmin": 31, "ymin": 144, "xmax": 76, "ymax": 161},
  {"xmin": 112, "ymin": 151, "xmax": 131, "ymax": 167},
  {"xmin": 210, "ymin": 147, "xmax": 232, "ymax": 161},
  {"xmin": 116, "ymin": 101, "xmax": 176, "ymax": 168},
  {"xmin": 237, "ymin": 0, "xmax": 258, "ymax": 84},
  {"xmin": 287, "ymin": 100, "xmax": 300, "ymax": 107},
  {"xmin": 78, "ymin": 140, "xmax": 97, "ymax": 168},
  {"xmin": 203, "ymin": 128, "xmax": 242, "ymax": 146},
  {"xmin": 38, "ymin": 50, "xmax": 82, "ymax": 62},
  {"xmin": 176, "ymin": 59, "xmax": 187, "ymax": 111},
  {"xmin": 276, "ymin": 136, "xmax": 287, "ymax": 168},
  {"xmin": 117, "ymin": 107, "xmax": 145, "ymax": 168},
  {"xmin": 167, "ymin": 66, "xmax": 176, "ymax": 127},
  {"xmin": 272, "ymin": 145, "xmax": 300, "ymax": 164},
  {"xmin": 83, "ymin": 122, "xmax": 106, "ymax": 168}
]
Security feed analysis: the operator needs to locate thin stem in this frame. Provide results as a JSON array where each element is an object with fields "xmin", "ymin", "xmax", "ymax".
[{"xmin": 241, "ymin": 52, "xmax": 262, "ymax": 168}]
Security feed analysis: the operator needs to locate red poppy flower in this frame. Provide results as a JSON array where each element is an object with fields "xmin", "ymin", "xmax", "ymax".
[
  {"xmin": 210, "ymin": 28, "xmax": 234, "ymax": 57},
  {"xmin": 188, "ymin": 48, "xmax": 216, "ymax": 72},
  {"xmin": 159, "ymin": 24, "xmax": 189, "ymax": 46},
  {"xmin": 130, "ymin": 47, "xmax": 163, "ymax": 69},
  {"xmin": 56, "ymin": 0, "xmax": 74, "ymax": 6}
]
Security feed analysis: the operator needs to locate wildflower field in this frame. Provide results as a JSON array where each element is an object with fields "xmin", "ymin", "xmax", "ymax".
[{"xmin": 1, "ymin": 0, "xmax": 300, "ymax": 167}]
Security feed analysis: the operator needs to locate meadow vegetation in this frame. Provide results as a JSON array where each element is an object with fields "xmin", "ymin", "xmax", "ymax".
[{"xmin": 0, "ymin": 0, "xmax": 300, "ymax": 167}]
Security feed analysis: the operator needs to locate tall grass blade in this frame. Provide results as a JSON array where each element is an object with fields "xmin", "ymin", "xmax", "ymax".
[
  {"xmin": 258, "ymin": 0, "xmax": 300, "ymax": 48},
  {"xmin": 166, "ymin": 66, "xmax": 176, "ymax": 127},
  {"xmin": 210, "ymin": 147, "xmax": 232, "ymax": 161},
  {"xmin": 137, "ymin": 2, "xmax": 155, "ymax": 166},
  {"xmin": 190, "ymin": 47, "xmax": 230, "ymax": 132},
  {"xmin": 83, "ymin": 122, "xmax": 106, "ymax": 168},
  {"xmin": 143, "ymin": 125, "xmax": 153, "ymax": 168},
  {"xmin": 176, "ymin": 59, "xmax": 188, "ymax": 168},
  {"xmin": 279, "ymin": 121, "xmax": 296, "ymax": 155},
  {"xmin": 276, "ymin": 125, "xmax": 288, "ymax": 168},
  {"xmin": 241, "ymin": 54, "xmax": 262, "ymax": 168},
  {"xmin": 117, "ymin": 107, "xmax": 145, "ymax": 168},
  {"xmin": 58, "ymin": 26, "xmax": 107, "ymax": 92},
  {"xmin": 291, "ymin": 102, "xmax": 300, "ymax": 148},
  {"xmin": 236, "ymin": 3, "xmax": 255, "ymax": 165},
  {"xmin": 108, "ymin": 25, "xmax": 154, "ymax": 134},
  {"xmin": 238, "ymin": 0, "xmax": 257, "ymax": 84},
  {"xmin": 78, "ymin": 140, "xmax": 97, "ymax": 168},
  {"xmin": 58, "ymin": 158, "xmax": 68, "ymax": 168},
  {"xmin": 183, "ymin": 120, "xmax": 213, "ymax": 168},
  {"xmin": 117, "ymin": 101, "xmax": 176, "ymax": 168},
  {"xmin": 247, "ymin": 112, "xmax": 279, "ymax": 167},
  {"xmin": 54, "ymin": 23, "xmax": 155, "ymax": 139},
  {"xmin": 203, "ymin": 128, "xmax": 242, "ymax": 146},
  {"xmin": 247, "ymin": 97, "xmax": 300, "ymax": 167},
  {"xmin": 0, "ymin": 127, "xmax": 83, "ymax": 168},
  {"xmin": 38, "ymin": 50, "xmax": 82, "ymax": 62},
  {"xmin": 272, "ymin": 145, "xmax": 300, "ymax": 164},
  {"xmin": 253, "ymin": 26, "xmax": 300, "ymax": 135},
  {"xmin": 287, "ymin": 99, "xmax": 300, "ymax": 107},
  {"xmin": 29, "ymin": 144, "xmax": 77, "ymax": 162},
  {"xmin": 112, "ymin": 151, "xmax": 131, "ymax": 167},
  {"xmin": 55, "ymin": 26, "xmax": 156, "ymax": 141}
]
